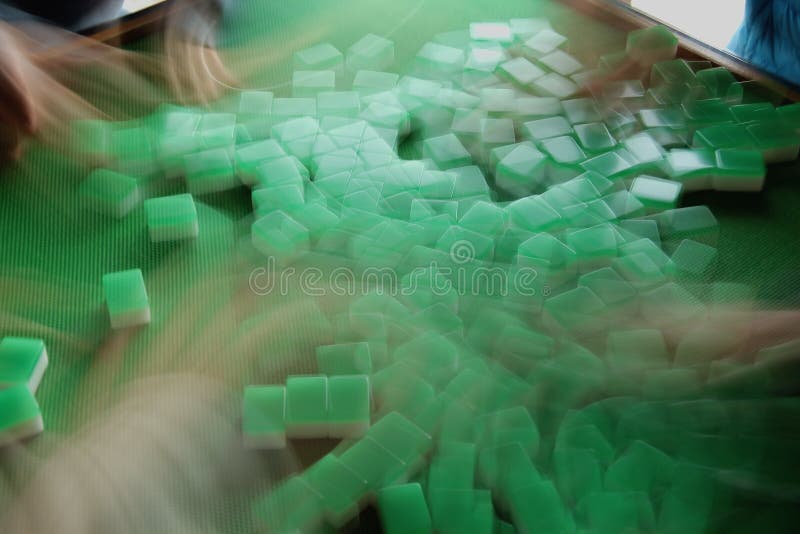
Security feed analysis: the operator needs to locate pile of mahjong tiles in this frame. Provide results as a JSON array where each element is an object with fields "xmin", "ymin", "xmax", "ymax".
[{"xmin": 6, "ymin": 16, "xmax": 800, "ymax": 533}]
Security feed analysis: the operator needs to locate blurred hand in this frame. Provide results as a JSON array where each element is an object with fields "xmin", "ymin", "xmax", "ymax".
[{"xmin": 0, "ymin": 23, "xmax": 37, "ymax": 162}]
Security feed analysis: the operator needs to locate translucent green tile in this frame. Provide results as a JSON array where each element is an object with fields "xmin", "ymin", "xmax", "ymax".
[
  {"xmin": 622, "ymin": 132, "xmax": 665, "ymax": 169},
  {"xmin": 0, "ymin": 384, "xmax": 43, "ymax": 447},
  {"xmin": 294, "ymin": 42, "xmax": 343, "ymax": 71},
  {"xmin": 304, "ymin": 454, "xmax": 368, "ymax": 527},
  {"xmin": 574, "ymin": 122, "xmax": 616, "ymax": 153},
  {"xmin": 346, "ymin": 34, "xmax": 395, "ymax": 72},
  {"xmin": 80, "ymin": 169, "xmax": 140, "ymax": 218},
  {"xmin": 510, "ymin": 17, "xmax": 551, "ymax": 40},
  {"xmin": 316, "ymin": 343, "xmax": 372, "ymax": 376},
  {"xmin": 602, "ymin": 80, "xmax": 647, "ymax": 104},
  {"xmin": 255, "ymin": 155, "xmax": 308, "ymax": 190},
  {"xmin": 235, "ymin": 139, "xmax": 286, "ymax": 185},
  {"xmin": 102, "ymin": 268, "xmax": 150, "ymax": 329},
  {"xmin": 317, "ymin": 91, "xmax": 360, "ymax": 118},
  {"xmin": 777, "ymin": 102, "xmax": 800, "ymax": 132},
  {"xmin": 497, "ymin": 57, "xmax": 545, "ymax": 86},
  {"xmin": 578, "ymin": 491, "xmax": 655, "ymax": 534},
  {"xmin": 507, "ymin": 196, "xmax": 562, "ymax": 232},
  {"xmin": 626, "ymin": 25, "xmax": 678, "ymax": 64},
  {"xmin": 565, "ymin": 224, "xmax": 618, "ymax": 262},
  {"xmin": 251, "ymin": 210, "xmax": 310, "ymax": 260},
  {"xmin": 682, "ymin": 98, "xmax": 733, "ymax": 130},
  {"xmin": 645, "ymin": 126, "xmax": 689, "ymax": 148},
  {"xmin": 339, "ymin": 436, "xmax": 407, "ymax": 490},
  {"xmin": 713, "ymin": 148, "xmax": 766, "ymax": 191},
  {"xmin": 367, "ymin": 411, "xmax": 432, "ymax": 466},
  {"xmin": 611, "ymin": 252, "xmax": 667, "ymax": 289},
  {"xmin": 479, "ymin": 88, "xmax": 515, "ymax": 115},
  {"xmin": 560, "ymin": 98, "xmax": 600, "ymax": 125},
  {"xmin": 448, "ymin": 108, "xmax": 486, "ymax": 143},
  {"xmin": 629, "ymin": 175, "xmax": 683, "ymax": 211},
  {"xmin": 480, "ymin": 406, "xmax": 541, "ymax": 457},
  {"xmin": 543, "ymin": 286, "xmax": 606, "ymax": 334},
  {"xmin": 619, "ymin": 219, "xmax": 661, "ymax": 244},
  {"xmin": 578, "ymin": 267, "xmax": 637, "ymax": 307},
  {"xmin": 430, "ymin": 489, "xmax": 494, "ymax": 534},
  {"xmin": 745, "ymin": 120, "xmax": 800, "ymax": 163},
  {"xmin": 696, "ymin": 67, "xmax": 736, "ymax": 99},
  {"xmin": 327, "ymin": 375, "xmax": 370, "ymax": 439},
  {"xmin": 605, "ymin": 439, "xmax": 674, "ymax": 496},
  {"xmin": 731, "ymin": 102, "xmax": 778, "ymax": 123},
  {"xmin": 435, "ymin": 225, "xmax": 494, "ymax": 262},
  {"xmin": 508, "ymin": 481, "xmax": 574, "ymax": 534},
  {"xmin": 516, "ymin": 232, "xmax": 574, "ymax": 274},
  {"xmin": 0, "ymin": 337, "xmax": 47, "ymax": 393},
  {"xmin": 638, "ymin": 107, "xmax": 687, "ymax": 130},
  {"xmin": 353, "ymin": 70, "xmax": 399, "ymax": 95},
  {"xmin": 655, "ymin": 205, "xmax": 718, "ymax": 243},
  {"xmin": 495, "ymin": 144, "xmax": 548, "ymax": 197},
  {"xmin": 692, "ymin": 122, "xmax": 751, "ymax": 150},
  {"xmin": 553, "ymin": 447, "xmax": 603, "ymax": 504},
  {"xmin": 292, "ymin": 70, "xmax": 336, "ymax": 98},
  {"xmin": 639, "ymin": 282, "xmax": 706, "ymax": 326},
  {"xmin": 415, "ymin": 42, "xmax": 465, "ymax": 76},
  {"xmin": 470, "ymin": 21, "xmax": 513, "ymax": 43},
  {"xmin": 378, "ymin": 483, "xmax": 432, "ymax": 534},
  {"xmin": 540, "ymin": 136, "xmax": 586, "ymax": 165},
  {"xmin": 478, "ymin": 442, "xmax": 541, "ymax": 506},
  {"xmin": 662, "ymin": 148, "xmax": 716, "ymax": 191},
  {"xmin": 237, "ymin": 90, "xmax": 274, "ymax": 116},
  {"xmin": 144, "ymin": 193, "xmax": 199, "ymax": 243},
  {"xmin": 464, "ymin": 45, "xmax": 506, "ymax": 75},
  {"xmin": 272, "ymin": 97, "xmax": 317, "ymax": 121},
  {"xmin": 451, "ymin": 165, "xmax": 491, "ymax": 198},
  {"xmin": 580, "ymin": 149, "xmax": 636, "ymax": 181},
  {"xmin": 538, "ymin": 49, "xmax": 583, "ymax": 76},
  {"xmin": 522, "ymin": 115, "xmax": 573, "ymax": 141},
  {"xmin": 650, "ymin": 59, "xmax": 696, "ymax": 87},
  {"xmin": 184, "ymin": 148, "xmax": 237, "ymax": 195},
  {"xmin": 514, "ymin": 96, "xmax": 563, "ymax": 122},
  {"xmin": 523, "ymin": 28, "xmax": 567, "ymax": 55},
  {"xmin": 458, "ymin": 201, "xmax": 505, "ymax": 235},
  {"xmin": 428, "ymin": 441, "xmax": 476, "ymax": 492},
  {"xmin": 242, "ymin": 385, "xmax": 285, "ymax": 449},
  {"xmin": 285, "ymin": 375, "xmax": 328, "ymax": 438},
  {"xmin": 671, "ymin": 239, "xmax": 717, "ymax": 276},
  {"xmin": 618, "ymin": 237, "xmax": 673, "ymax": 272},
  {"xmin": 252, "ymin": 476, "xmax": 323, "ymax": 533},
  {"xmin": 423, "ymin": 133, "xmax": 472, "ymax": 170},
  {"xmin": 156, "ymin": 134, "xmax": 204, "ymax": 179},
  {"xmin": 532, "ymin": 72, "xmax": 578, "ymax": 99}
]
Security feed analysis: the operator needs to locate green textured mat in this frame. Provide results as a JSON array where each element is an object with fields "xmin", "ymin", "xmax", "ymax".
[{"xmin": 1, "ymin": 0, "xmax": 800, "ymax": 532}]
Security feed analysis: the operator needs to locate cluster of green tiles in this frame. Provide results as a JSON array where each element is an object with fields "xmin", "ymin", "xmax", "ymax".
[
  {"xmin": 243, "ymin": 374, "xmax": 371, "ymax": 447},
  {"xmin": 55, "ymin": 15, "xmax": 800, "ymax": 534},
  {"xmin": 0, "ymin": 337, "xmax": 48, "ymax": 445}
]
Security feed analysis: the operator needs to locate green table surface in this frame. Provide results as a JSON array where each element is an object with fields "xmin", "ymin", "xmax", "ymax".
[{"xmin": 1, "ymin": 0, "xmax": 800, "ymax": 532}]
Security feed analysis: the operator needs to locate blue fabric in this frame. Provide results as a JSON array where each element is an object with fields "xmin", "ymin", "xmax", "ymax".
[{"xmin": 729, "ymin": 0, "xmax": 800, "ymax": 84}]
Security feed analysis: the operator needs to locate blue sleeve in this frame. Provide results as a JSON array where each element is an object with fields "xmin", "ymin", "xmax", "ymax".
[{"xmin": 729, "ymin": 0, "xmax": 800, "ymax": 85}]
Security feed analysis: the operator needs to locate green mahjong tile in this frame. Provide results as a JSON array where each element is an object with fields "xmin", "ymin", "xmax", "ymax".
[
  {"xmin": 328, "ymin": 375, "xmax": 371, "ymax": 439},
  {"xmin": 242, "ymin": 385, "xmax": 286, "ymax": 449},
  {"xmin": 80, "ymin": 169, "xmax": 140, "ymax": 218},
  {"xmin": 0, "ymin": 384, "xmax": 43, "ymax": 446},
  {"xmin": 294, "ymin": 42, "xmax": 344, "ymax": 71},
  {"xmin": 630, "ymin": 175, "xmax": 683, "ymax": 210},
  {"xmin": 423, "ymin": 133, "xmax": 472, "ymax": 169},
  {"xmin": 144, "ymin": 193, "xmax": 198, "ymax": 242},
  {"xmin": 285, "ymin": 375, "xmax": 328, "ymax": 438},
  {"xmin": 102, "ymin": 268, "xmax": 150, "ymax": 329},
  {"xmin": 0, "ymin": 337, "xmax": 48, "ymax": 392},
  {"xmin": 378, "ymin": 483, "xmax": 432, "ymax": 534},
  {"xmin": 626, "ymin": 25, "xmax": 678, "ymax": 64},
  {"xmin": 347, "ymin": 34, "xmax": 395, "ymax": 72}
]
